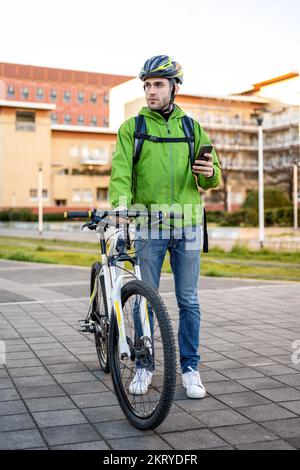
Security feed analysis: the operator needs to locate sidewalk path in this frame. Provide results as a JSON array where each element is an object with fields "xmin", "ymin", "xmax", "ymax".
[{"xmin": 0, "ymin": 259, "xmax": 299, "ymax": 450}]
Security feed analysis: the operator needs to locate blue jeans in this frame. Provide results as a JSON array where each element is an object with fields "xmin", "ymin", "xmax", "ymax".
[{"xmin": 135, "ymin": 225, "xmax": 201, "ymax": 373}]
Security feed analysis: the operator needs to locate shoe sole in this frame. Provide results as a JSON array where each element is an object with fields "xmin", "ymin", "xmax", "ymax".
[{"xmin": 182, "ymin": 383, "xmax": 206, "ymax": 399}]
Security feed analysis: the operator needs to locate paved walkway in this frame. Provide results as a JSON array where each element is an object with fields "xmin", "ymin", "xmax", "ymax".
[{"xmin": 0, "ymin": 259, "xmax": 299, "ymax": 450}]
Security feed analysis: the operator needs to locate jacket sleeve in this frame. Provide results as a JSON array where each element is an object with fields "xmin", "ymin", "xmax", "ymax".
[
  {"xmin": 109, "ymin": 118, "xmax": 135, "ymax": 208},
  {"xmin": 194, "ymin": 121, "xmax": 222, "ymax": 191}
]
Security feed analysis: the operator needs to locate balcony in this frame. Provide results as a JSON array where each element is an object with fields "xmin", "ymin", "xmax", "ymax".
[
  {"xmin": 79, "ymin": 147, "xmax": 109, "ymax": 166},
  {"xmin": 202, "ymin": 121, "xmax": 257, "ymax": 133}
]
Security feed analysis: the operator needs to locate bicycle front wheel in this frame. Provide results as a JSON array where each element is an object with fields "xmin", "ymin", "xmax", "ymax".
[
  {"xmin": 90, "ymin": 262, "xmax": 110, "ymax": 373},
  {"xmin": 109, "ymin": 280, "xmax": 176, "ymax": 430}
]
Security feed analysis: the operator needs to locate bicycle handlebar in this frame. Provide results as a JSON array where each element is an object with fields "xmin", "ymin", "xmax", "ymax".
[{"xmin": 64, "ymin": 210, "xmax": 183, "ymax": 220}]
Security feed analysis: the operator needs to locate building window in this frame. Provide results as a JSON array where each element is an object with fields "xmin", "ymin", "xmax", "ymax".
[
  {"xmin": 64, "ymin": 114, "xmax": 71, "ymax": 124},
  {"xmin": 96, "ymin": 188, "xmax": 108, "ymax": 201},
  {"xmin": 64, "ymin": 90, "xmax": 71, "ymax": 102},
  {"xmin": 51, "ymin": 113, "xmax": 58, "ymax": 123},
  {"xmin": 72, "ymin": 189, "xmax": 81, "ymax": 202},
  {"xmin": 77, "ymin": 91, "xmax": 84, "ymax": 103},
  {"xmin": 36, "ymin": 87, "xmax": 44, "ymax": 100},
  {"xmin": 91, "ymin": 116, "xmax": 97, "ymax": 126},
  {"xmin": 29, "ymin": 189, "xmax": 48, "ymax": 200},
  {"xmin": 55, "ymin": 199, "xmax": 67, "ymax": 206},
  {"xmin": 22, "ymin": 87, "xmax": 29, "ymax": 99},
  {"xmin": 83, "ymin": 189, "xmax": 93, "ymax": 202},
  {"xmin": 16, "ymin": 111, "xmax": 35, "ymax": 131},
  {"xmin": 90, "ymin": 93, "xmax": 97, "ymax": 103},
  {"xmin": 30, "ymin": 189, "xmax": 37, "ymax": 200},
  {"xmin": 77, "ymin": 115, "xmax": 84, "ymax": 125},
  {"xmin": 7, "ymin": 85, "xmax": 15, "ymax": 97},
  {"xmin": 50, "ymin": 89, "xmax": 57, "ymax": 100},
  {"xmin": 103, "ymin": 94, "xmax": 109, "ymax": 104}
]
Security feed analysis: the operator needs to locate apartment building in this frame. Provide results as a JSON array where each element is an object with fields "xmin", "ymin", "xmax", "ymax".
[{"xmin": 0, "ymin": 63, "xmax": 131, "ymax": 211}]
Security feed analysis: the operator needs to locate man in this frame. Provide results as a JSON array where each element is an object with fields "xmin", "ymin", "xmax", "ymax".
[{"xmin": 109, "ymin": 55, "xmax": 221, "ymax": 398}]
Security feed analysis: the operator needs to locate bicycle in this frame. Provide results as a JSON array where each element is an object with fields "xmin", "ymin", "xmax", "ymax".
[{"xmin": 64, "ymin": 209, "xmax": 178, "ymax": 430}]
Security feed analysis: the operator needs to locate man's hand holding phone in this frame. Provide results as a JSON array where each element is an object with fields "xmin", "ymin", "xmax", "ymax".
[{"xmin": 192, "ymin": 144, "xmax": 214, "ymax": 178}]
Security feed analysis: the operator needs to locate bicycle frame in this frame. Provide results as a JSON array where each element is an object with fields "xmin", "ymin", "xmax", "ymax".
[{"xmin": 89, "ymin": 224, "xmax": 152, "ymax": 359}]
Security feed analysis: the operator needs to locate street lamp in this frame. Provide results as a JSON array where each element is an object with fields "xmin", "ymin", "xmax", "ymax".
[
  {"xmin": 38, "ymin": 163, "xmax": 43, "ymax": 236},
  {"xmin": 251, "ymin": 109, "xmax": 268, "ymax": 249}
]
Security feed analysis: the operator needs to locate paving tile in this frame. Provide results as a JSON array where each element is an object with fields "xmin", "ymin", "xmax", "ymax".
[
  {"xmin": 216, "ymin": 391, "xmax": 271, "ymax": 408},
  {"xmin": 71, "ymin": 392, "xmax": 118, "ymax": 408},
  {"xmin": 0, "ymin": 388, "xmax": 19, "ymax": 401},
  {"xmin": 219, "ymin": 367, "xmax": 264, "ymax": 380},
  {"xmin": 260, "ymin": 418, "xmax": 300, "ymax": 439},
  {"xmin": 274, "ymin": 374, "xmax": 300, "ymax": 386},
  {"xmin": 236, "ymin": 440, "xmax": 296, "ymax": 450},
  {"xmin": 94, "ymin": 419, "xmax": 154, "ymax": 440},
  {"xmin": 61, "ymin": 381, "xmax": 109, "ymax": 395},
  {"xmin": 0, "ymin": 429, "xmax": 45, "ymax": 450},
  {"xmin": 18, "ymin": 384, "xmax": 66, "ymax": 399},
  {"xmin": 213, "ymin": 423, "xmax": 278, "ymax": 445},
  {"xmin": 156, "ymin": 411, "xmax": 206, "ymax": 433},
  {"xmin": 8, "ymin": 367, "xmax": 49, "ymax": 378},
  {"xmin": 278, "ymin": 401, "xmax": 300, "ymax": 415},
  {"xmin": 194, "ymin": 408, "xmax": 250, "ymax": 427},
  {"xmin": 175, "ymin": 397, "xmax": 227, "ymax": 413},
  {"xmin": 256, "ymin": 387, "xmax": 300, "ymax": 403},
  {"xmin": 161, "ymin": 429, "xmax": 227, "ymax": 450},
  {"xmin": 33, "ymin": 409, "xmax": 87, "ymax": 427},
  {"xmin": 25, "ymin": 396, "xmax": 76, "ymax": 412},
  {"xmin": 206, "ymin": 380, "xmax": 247, "ymax": 395},
  {"xmin": 0, "ymin": 400, "xmax": 27, "ymax": 416},
  {"xmin": 109, "ymin": 435, "xmax": 172, "ymax": 450},
  {"xmin": 40, "ymin": 423, "xmax": 101, "ymax": 446},
  {"xmin": 82, "ymin": 406, "xmax": 126, "ymax": 423},
  {"xmin": 13, "ymin": 376, "xmax": 57, "ymax": 387},
  {"xmin": 53, "ymin": 371, "xmax": 98, "ymax": 384},
  {"xmin": 0, "ymin": 414, "xmax": 36, "ymax": 432},
  {"xmin": 47, "ymin": 363, "xmax": 87, "ymax": 374},
  {"xmin": 285, "ymin": 437, "xmax": 300, "ymax": 449},
  {"xmin": 50, "ymin": 441, "xmax": 110, "ymax": 450},
  {"xmin": 237, "ymin": 377, "xmax": 288, "ymax": 391},
  {"xmin": 238, "ymin": 404, "xmax": 297, "ymax": 422},
  {"xmin": 0, "ymin": 378, "xmax": 14, "ymax": 390}
]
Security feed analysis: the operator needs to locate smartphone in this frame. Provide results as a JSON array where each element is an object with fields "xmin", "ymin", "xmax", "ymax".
[{"xmin": 197, "ymin": 145, "xmax": 213, "ymax": 161}]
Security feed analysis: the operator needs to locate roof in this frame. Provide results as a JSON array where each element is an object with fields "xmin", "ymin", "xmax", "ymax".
[
  {"xmin": 0, "ymin": 100, "xmax": 56, "ymax": 110},
  {"xmin": 51, "ymin": 124, "xmax": 117, "ymax": 134},
  {"xmin": 238, "ymin": 72, "xmax": 299, "ymax": 96}
]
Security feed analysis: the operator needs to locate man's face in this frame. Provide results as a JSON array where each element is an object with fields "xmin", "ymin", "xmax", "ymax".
[{"xmin": 144, "ymin": 77, "xmax": 173, "ymax": 111}]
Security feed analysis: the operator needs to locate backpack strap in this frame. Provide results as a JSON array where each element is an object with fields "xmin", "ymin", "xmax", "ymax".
[
  {"xmin": 133, "ymin": 115, "xmax": 147, "ymax": 166},
  {"xmin": 181, "ymin": 115, "xmax": 195, "ymax": 170}
]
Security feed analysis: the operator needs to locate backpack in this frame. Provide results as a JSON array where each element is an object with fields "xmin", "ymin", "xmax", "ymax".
[{"xmin": 133, "ymin": 114, "xmax": 208, "ymax": 252}]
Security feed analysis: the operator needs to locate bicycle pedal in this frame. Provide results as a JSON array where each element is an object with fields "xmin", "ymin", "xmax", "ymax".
[{"xmin": 78, "ymin": 320, "xmax": 95, "ymax": 333}]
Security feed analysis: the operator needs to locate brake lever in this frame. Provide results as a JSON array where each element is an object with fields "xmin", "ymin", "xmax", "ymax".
[{"xmin": 81, "ymin": 222, "xmax": 97, "ymax": 231}]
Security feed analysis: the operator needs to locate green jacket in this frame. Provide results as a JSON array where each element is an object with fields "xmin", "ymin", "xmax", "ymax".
[{"xmin": 109, "ymin": 104, "xmax": 221, "ymax": 225}]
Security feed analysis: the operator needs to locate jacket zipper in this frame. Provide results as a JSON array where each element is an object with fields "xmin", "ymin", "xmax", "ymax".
[{"xmin": 167, "ymin": 122, "xmax": 174, "ymax": 204}]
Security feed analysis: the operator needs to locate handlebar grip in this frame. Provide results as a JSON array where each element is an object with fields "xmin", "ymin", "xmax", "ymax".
[{"xmin": 64, "ymin": 211, "xmax": 92, "ymax": 219}]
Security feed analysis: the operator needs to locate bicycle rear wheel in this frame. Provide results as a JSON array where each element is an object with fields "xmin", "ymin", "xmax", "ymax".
[
  {"xmin": 90, "ymin": 262, "xmax": 110, "ymax": 373},
  {"xmin": 109, "ymin": 279, "xmax": 176, "ymax": 430}
]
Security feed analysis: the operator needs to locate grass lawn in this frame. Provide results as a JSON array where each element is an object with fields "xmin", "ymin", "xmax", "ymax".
[{"xmin": 0, "ymin": 236, "xmax": 299, "ymax": 282}]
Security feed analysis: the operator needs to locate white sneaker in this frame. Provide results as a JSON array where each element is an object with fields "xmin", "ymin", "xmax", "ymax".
[
  {"xmin": 129, "ymin": 369, "xmax": 153, "ymax": 395},
  {"xmin": 182, "ymin": 366, "xmax": 206, "ymax": 399}
]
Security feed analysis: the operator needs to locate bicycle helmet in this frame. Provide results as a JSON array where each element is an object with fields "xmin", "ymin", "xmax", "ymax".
[{"xmin": 139, "ymin": 55, "xmax": 183, "ymax": 84}]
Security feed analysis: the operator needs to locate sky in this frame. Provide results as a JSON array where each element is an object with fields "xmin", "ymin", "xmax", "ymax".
[{"xmin": 0, "ymin": 0, "xmax": 299, "ymax": 95}]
